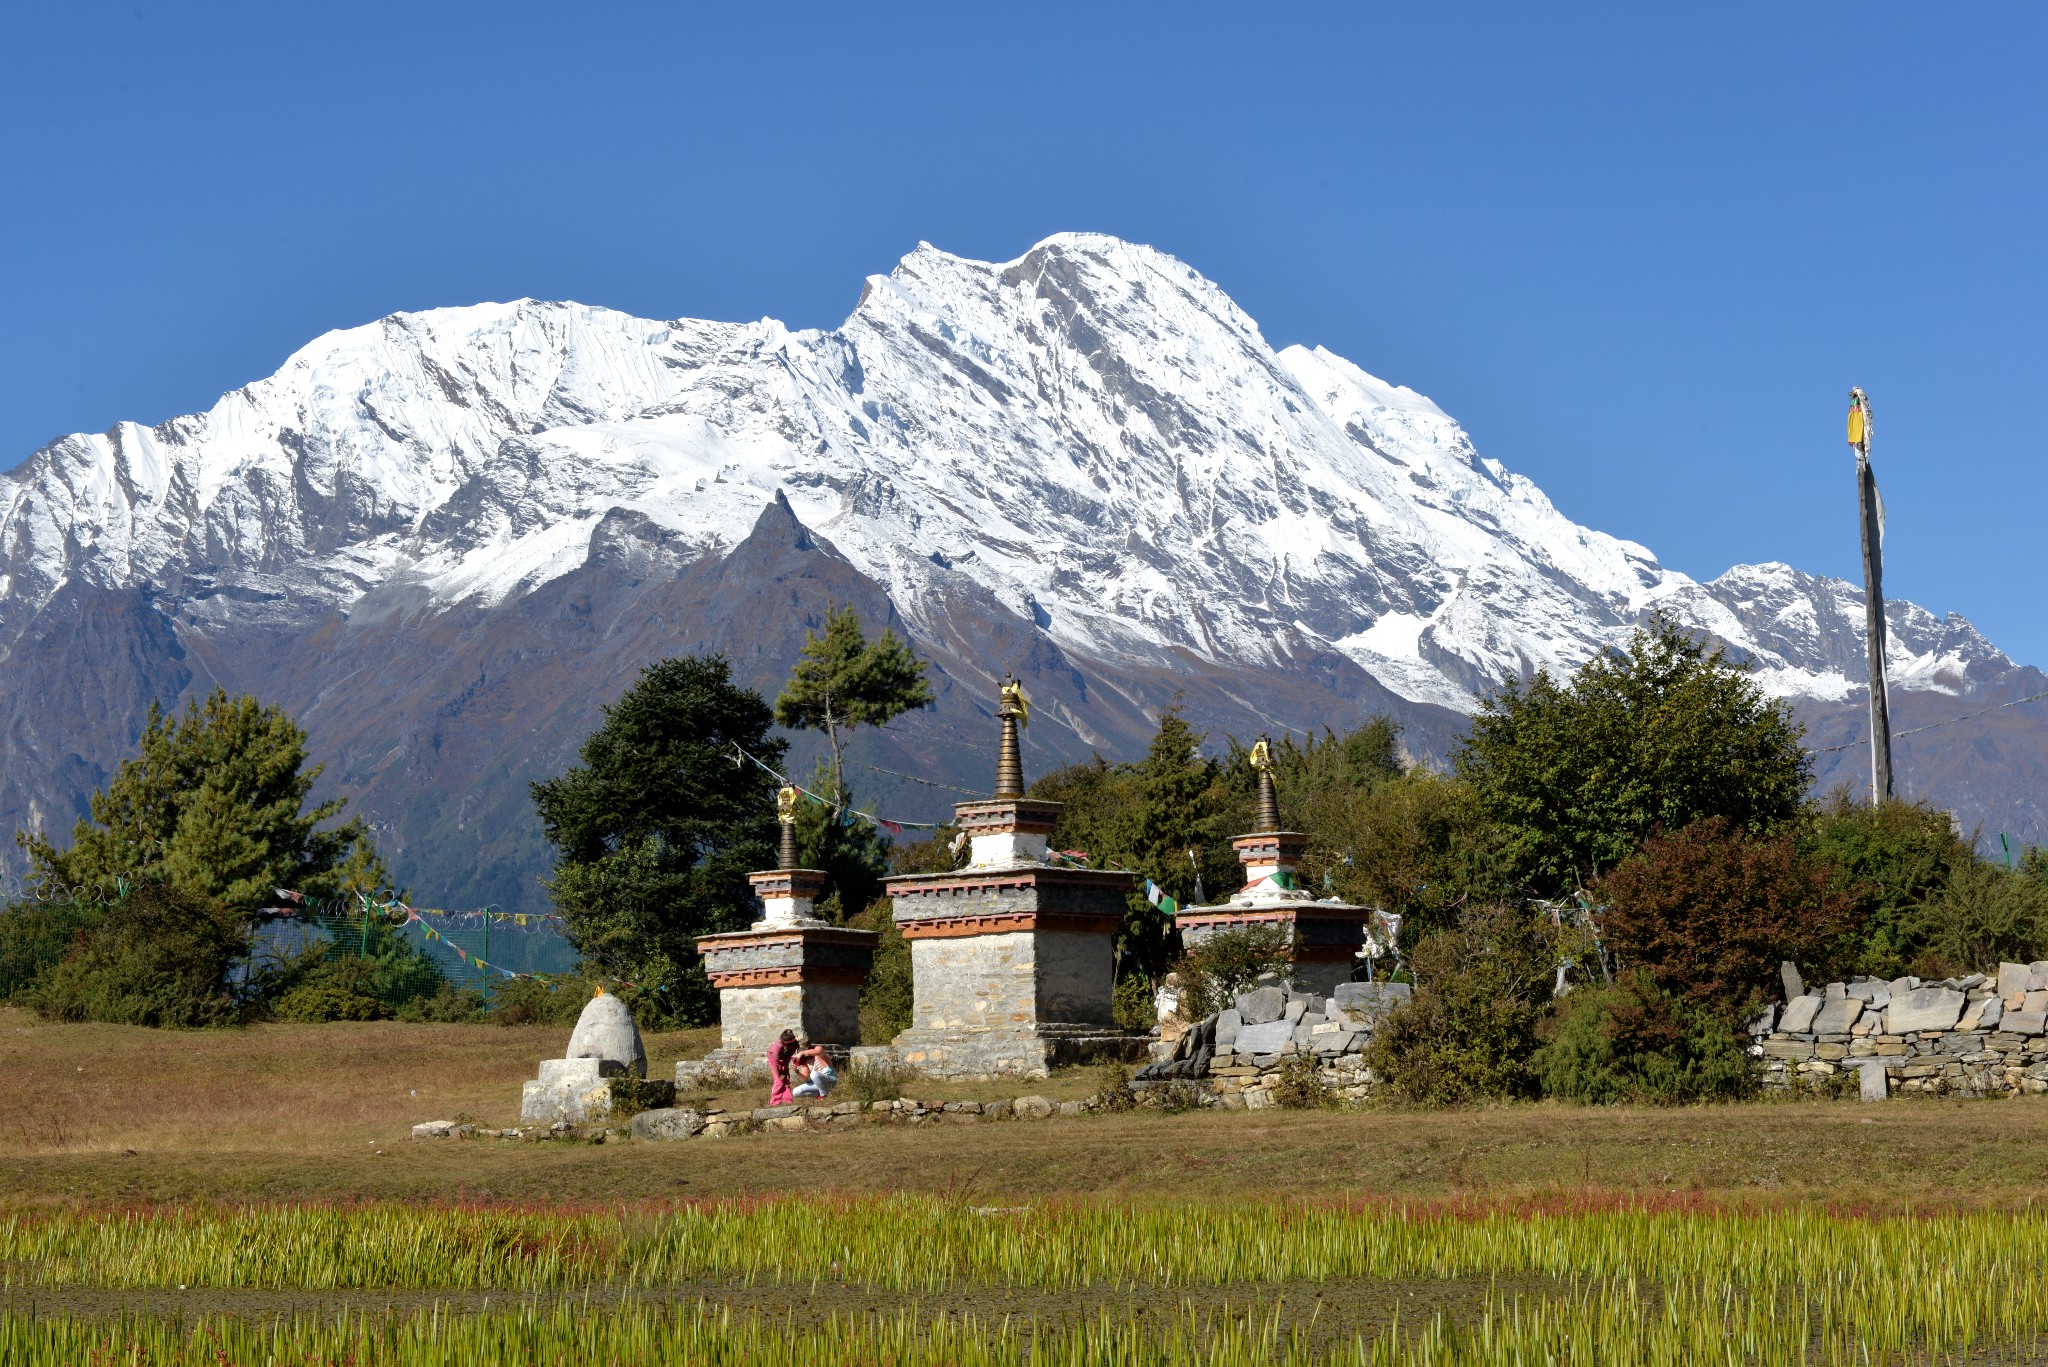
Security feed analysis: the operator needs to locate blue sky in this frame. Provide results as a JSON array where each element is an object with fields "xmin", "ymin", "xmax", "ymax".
[{"xmin": 5, "ymin": 5, "xmax": 2043, "ymax": 661}]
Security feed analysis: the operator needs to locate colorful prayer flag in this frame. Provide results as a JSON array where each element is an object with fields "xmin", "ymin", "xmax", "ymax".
[{"xmin": 1145, "ymin": 880, "xmax": 1179, "ymax": 917}]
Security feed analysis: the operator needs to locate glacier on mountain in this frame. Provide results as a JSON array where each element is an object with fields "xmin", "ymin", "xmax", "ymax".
[{"xmin": 0, "ymin": 233, "xmax": 2014, "ymax": 725}]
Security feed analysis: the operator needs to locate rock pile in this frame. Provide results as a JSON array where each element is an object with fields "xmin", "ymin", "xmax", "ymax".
[
  {"xmin": 1142, "ymin": 978, "xmax": 1411, "ymax": 1107},
  {"xmin": 1756, "ymin": 961, "xmax": 2048, "ymax": 1098}
]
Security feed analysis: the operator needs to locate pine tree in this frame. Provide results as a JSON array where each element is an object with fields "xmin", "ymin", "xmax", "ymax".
[
  {"xmin": 773, "ymin": 605, "xmax": 934, "ymax": 798},
  {"xmin": 19, "ymin": 689, "xmax": 373, "ymax": 916},
  {"xmin": 530, "ymin": 655, "xmax": 784, "ymax": 1025}
]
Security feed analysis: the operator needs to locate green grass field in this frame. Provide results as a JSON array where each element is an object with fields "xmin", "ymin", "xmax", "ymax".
[{"xmin": 11, "ymin": 1006, "xmax": 2048, "ymax": 1362}]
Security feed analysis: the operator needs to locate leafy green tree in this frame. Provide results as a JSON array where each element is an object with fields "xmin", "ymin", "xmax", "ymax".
[
  {"xmin": 1800, "ymin": 794, "xmax": 1972, "ymax": 977},
  {"xmin": 1592, "ymin": 817, "xmax": 1852, "ymax": 1017},
  {"xmin": 790, "ymin": 758, "xmax": 893, "ymax": 922},
  {"xmin": 1909, "ymin": 858, "xmax": 2048, "ymax": 977},
  {"xmin": 1456, "ymin": 619, "xmax": 1810, "ymax": 898},
  {"xmin": 20, "ymin": 689, "xmax": 376, "ymax": 917},
  {"xmin": 531, "ymin": 655, "xmax": 784, "ymax": 1026},
  {"xmin": 773, "ymin": 605, "xmax": 934, "ymax": 798}
]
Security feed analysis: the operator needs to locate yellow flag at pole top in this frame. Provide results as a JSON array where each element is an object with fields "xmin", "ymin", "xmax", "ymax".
[{"xmin": 1847, "ymin": 406, "xmax": 1865, "ymax": 446}]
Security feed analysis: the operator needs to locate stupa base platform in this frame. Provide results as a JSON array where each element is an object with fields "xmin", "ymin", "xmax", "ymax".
[
  {"xmin": 676, "ymin": 1042, "xmax": 853, "ymax": 1091},
  {"xmin": 852, "ymin": 1024, "xmax": 1151, "ymax": 1081}
]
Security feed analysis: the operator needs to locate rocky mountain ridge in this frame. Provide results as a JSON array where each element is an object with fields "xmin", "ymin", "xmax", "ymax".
[{"xmin": 3, "ymin": 234, "xmax": 2040, "ymax": 910}]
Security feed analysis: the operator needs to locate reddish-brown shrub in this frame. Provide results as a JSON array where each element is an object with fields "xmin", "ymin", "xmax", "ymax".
[{"xmin": 1593, "ymin": 817, "xmax": 1851, "ymax": 1016}]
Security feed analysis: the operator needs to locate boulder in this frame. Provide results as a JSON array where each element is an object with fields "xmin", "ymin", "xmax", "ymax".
[
  {"xmin": 1889, "ymin": 976, "xmax": 1920, "ymax": 998},
  {"xmin": 1332, "ymin": 982, "xmax": 1412, "ymax": 1016},
  {"xmin": 1888, "ymin": 987, "xmax": 1965, "ymax": 1035},
  {"xmin": 1857, "ymin": 1062, "xmax": 1889, "ymax": 1103},
  {"xmin": 2026, "ymin": 990, "xmax": 2048, "ymax": 1015},
  {"xmin": 630, "ymin": 1108, "xmax": 706, "ymax": 1141},
  {"xmin": 565, "ymin": 992, "xmax": 647, "ymax": 1078},
  {"xmin": 1012, "ymin": 1095, "xmax": 1055, "ymax": 1119},
  {"xmin": 1824, "ymin": 981, "xmax": 1848, "ymax": 1001},
  {"xmin": 1979, "ymin": 997, "xmax": 2005, "ymax": 1030},
  {"xmin": 1779, "ymin": 994, "xmax": 1824, "ymax": 1034},
  {"xmin": 1812, "ymin": 998, "xmax": 1863, "ymax": 1035},
  {"xmin": 1294, "ymin": 993, "xmax": 1327, "ymax": 1018},
  {"xmin": 1214, "ymin": 1009, "xmax": 1243, "ymax": 1046},
  {"xmin": 2030, "ymin": 962, "xmax": 2048, "ymax": 993},
  {"xmin": 1235, "ymin": 1020, "xmax": 1295, "ymax": 1055},
  {"xmin": 1781, "ymin": 962, "xmax": 1805, "ymax": 1002},
  {"xmin": 1236, "ymin": 986, "xmax": 1287, "ymax": 1025},
  {"xmin": 1999, "ymin": 962, "xmax": 2031, "ymax": 1000}
]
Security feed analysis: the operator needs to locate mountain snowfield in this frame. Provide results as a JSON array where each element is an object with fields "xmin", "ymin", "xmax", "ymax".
[
  {"xmin": 0, "ymin": 233, "xmax": 2008, "ymax": 712},
  {"xmin": 1, "ymin": 233, "xmax": 2038, "ymax": 904}
]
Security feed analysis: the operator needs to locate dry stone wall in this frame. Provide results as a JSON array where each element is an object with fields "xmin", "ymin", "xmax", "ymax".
[
  {"xmin": 1143, "ymin": 979, "xmax": 1409, "ymax": 1107},
  {"xmin": 1755, "ymin": 961, "xmax": 2048, "ymax": 1098}
]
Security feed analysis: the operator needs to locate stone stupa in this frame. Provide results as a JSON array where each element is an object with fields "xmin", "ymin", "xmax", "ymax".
[
  {"xmin": 676, "ymin": 786, "xmax": 878, "ymax": 1088},
  {"xmin": 853, "ymin": 678, "xmax": 1147, "ymax": 1079},
  {"xmin": 1172, "ymin": 736, "xmax": 1369, "ymax": 995}
]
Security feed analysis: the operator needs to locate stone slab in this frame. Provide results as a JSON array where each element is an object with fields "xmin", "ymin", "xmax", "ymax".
[
  {"xmin": 1331, "ymin": 982, "xmax": 1412, "ymax": 1014},
  {"xmin": 1779, "ymin": 995, "xmax": 1823, "ymax": 1034},
  {"xmin": 2002, "ymin": 962, "xmax": 2033, "ymax": 999},
  {"xmin": 520, "ymin": 1077, "xmax": 612, "ymax": 1125},
  {"xmin": 1857, "ymin": 1062, "xmax": 1889, "ymax": 1102},
  {"xmin": 1235, "ymin": 986, "xmax": 1286, "ymax": 1024},
  {"xmin": 1781, "ymin": 961, "xmax": 1805, "ymax": 1001},
  {"xmin": 1812, "ymin": 999, "xmax": 1863, "ymax": 1035},
  {"xmin": 1888, "ymin": 987, "xmax": 1965, "ymax": 1034},
  {"xmin": 2003, "ymin": 1010, "xmax": 2047, "ymax": 1037},
  {"xmin": 1215, "ymin": 1009, "xmax": 1242, "ymax": 1046},
  {"xmin": 1235, "ymin": 1020, "xmax": 1296, "ymax": 1055},
  {"xmin": 630, "ymin": 1108, "xmax": 706, "ymax": 1141},
  {"xmin": 538, "ymin": 1057, "xmax": 619, "ymax": 1085}
]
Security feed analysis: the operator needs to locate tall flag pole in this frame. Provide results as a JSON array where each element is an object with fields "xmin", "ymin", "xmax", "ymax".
[{"xmin": 1848, "ymin": 387, "xmax": 1894, "ymax": 802}]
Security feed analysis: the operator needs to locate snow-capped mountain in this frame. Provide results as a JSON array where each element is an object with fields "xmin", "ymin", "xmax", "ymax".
[{"xmin": 2, "ymin": 234, "xmax": 2038, "ymax": 908}]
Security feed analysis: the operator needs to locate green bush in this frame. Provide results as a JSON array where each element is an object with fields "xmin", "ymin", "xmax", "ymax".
[
  {"xmin": 1909, "ymin": 858, "xmax": 2048, "ymax": 976},
  {"xmin": 485, "ymin": 975, "xmax": 593, "ymax": 1027},
  {"xmin": 1364, "ymin": 902, "xmax": 1555, "ymax": 1105},
  {"xmin": 1537, "ymin": 970, "xmax": 1754, "ymax": 1105},
  {"xmin": 1112, "ymin": 971, "xmax": 1156, "ymax": 1031},
  {"xmin": 272, "ymin": 979, "xmax": 388, "ymax": 1023},
  {"xmin": 30, "ymin": 883, "xmax": 250, "ymax": 1027},
  {"xmin": 853, "ymin": 898, "xmax": 913, "ymax": 1044},
  {"xmin": 1177, "ymin": 924, "xmax": 1291, "ymax": 1019},
  {"xmin": 1270, "ymin": 1052, "xmax": 1336, "ymax": 1109},
  {"xmin": 1801, "ymin": 794, "xmax": 1971, "ymax": 977},
  {"xmin": 0, "ymin": 900, "xmax": 104, "ymax": 1001},
  {"xmin": 395, "ymin": 984, "xmax": 488, "ymax": 1023}
]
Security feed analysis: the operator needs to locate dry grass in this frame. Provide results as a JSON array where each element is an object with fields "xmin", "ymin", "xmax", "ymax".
[{"xmin": 9, "ymin": 1004, "xmax": 2048, "ymax": 1211}]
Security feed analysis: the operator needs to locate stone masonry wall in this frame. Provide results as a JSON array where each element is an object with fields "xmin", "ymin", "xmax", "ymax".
[
  {"xmin": 1755, "ymin": 961, "xmax": 2048, "ymax": 1098},
  {"xmin": 716, "ymin": 982, "xmax": 863, "ymax": 1057},
  {"xmin": 909, "ymin": 932, "xmax": 1037, "ymax": 1032}
]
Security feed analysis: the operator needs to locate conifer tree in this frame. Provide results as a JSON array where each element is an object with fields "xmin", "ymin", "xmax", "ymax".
[
  {"xmin": 20, "ymin": 689, "xmax": 376, "ymax": 916},
  {"xmin": 531, "ymin": 655, "xmax": 783, "ymax": 1025},
  {"xmin": 773, "ymin": 606, "xmax": 934, "ymax": 799}
]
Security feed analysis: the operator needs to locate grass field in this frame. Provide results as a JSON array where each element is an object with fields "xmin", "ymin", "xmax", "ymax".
[{"xmin": 11, "ymin": 1006, "xmax": 2048, "ymax": 1362}]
